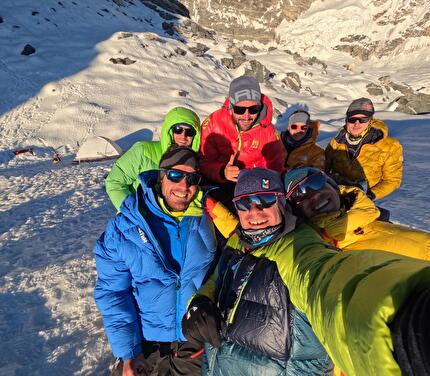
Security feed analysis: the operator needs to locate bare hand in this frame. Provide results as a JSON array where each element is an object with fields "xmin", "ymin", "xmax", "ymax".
[
  {"xmin": 122, "ymin": 354, "xmax": 148, "ymax": 376},
  {"xmin": 224, "ymin": 154, "xmax": 240, "ymax": 182}
]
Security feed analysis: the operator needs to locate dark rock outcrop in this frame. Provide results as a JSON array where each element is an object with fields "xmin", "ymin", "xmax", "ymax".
[
  {"xmin": 244, "ymin": 60, "xmax": 272, "ymax": 83},
  {"xmin": 394, "ymin": 93, "xmax": 430, "ymax": 115},
  {"xmin": 180, "ymin": 0, "xmax": 315, "ymax": 44},
  {"xmin": 366, "ymin": 83, "xmax": 384, "ymax": 96},
  {"xmin": 282, "ymin": 72, "xmax": 301, "ymax": 92},
  {"xmin": 189, "ymin": 43, "xmax": 209, "ymax": 57},
  {"xmin": 21, "ymin": 44, "xmax": 36, "ymax": 55},
  {"xmin": 109, "ymin": 57, "xmax": 136, "ymax": 65}
]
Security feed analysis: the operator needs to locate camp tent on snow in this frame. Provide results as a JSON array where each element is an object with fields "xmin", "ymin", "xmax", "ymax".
[{"xmin": 73, "ymin": 136, "xmax": 123, "ymax": 164}]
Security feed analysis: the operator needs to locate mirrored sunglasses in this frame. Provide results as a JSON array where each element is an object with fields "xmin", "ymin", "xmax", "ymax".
[
  {"xmin": 172, "ymin": 124, "xmax": 196, "ymax": 138},
  {"xmin": 233, "ymin": 192, "xmax": 283, "ymax": 212},
  {"xmin": 162, "ymin": 169, "xmax": 201, "ymax": 186},
  {"xmin": 286, "ymin": 172, "xmax": 326, "ymax": 205},
  {"xmin": 232, "ymin": 104, "xmax": 261, "ymax": 115},
  {"xmin": 290, "ymin": 124, "xmax": 309, "ymax": 131},
  {"xmin": 347, "ymin": 116, "xmax": 370, "ymax": 124}
]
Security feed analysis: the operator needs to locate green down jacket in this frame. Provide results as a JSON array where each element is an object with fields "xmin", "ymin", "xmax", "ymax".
[
  {"xmin": 197, "ymin": 223, "xmax": 430, "ymax": 376},
  {"xmin": 105, "ymin": 107, "xmax": 201, "ymax": 211}
]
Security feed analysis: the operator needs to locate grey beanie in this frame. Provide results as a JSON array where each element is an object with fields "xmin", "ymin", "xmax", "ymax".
[
  {"xmin": 229, "ymin": 76, "xmax": 261, "ymax": 105},
  {"xmin": 234, "ymin": 168, "xmax": 284, "ymax": 197},
  {"xmin": 289, "ymin": 111, "xmax": 310, "ymax": 125},
  {"xmin": 346, "ymin": 97, "xmax": 375, "ymax": 117},
  {"xmin": 159, "ymin": 146, "xmax": 199, "ymax": 171}
]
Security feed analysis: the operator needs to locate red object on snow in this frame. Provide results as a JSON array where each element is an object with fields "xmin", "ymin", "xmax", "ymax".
[{"xmin": 13, "ymin": 148, "xmax": 34, "ymax": 156}]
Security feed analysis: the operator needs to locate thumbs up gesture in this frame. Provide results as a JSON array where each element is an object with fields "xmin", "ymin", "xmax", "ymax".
[{"xmin": 224, "ymin": 154, "xmax": 240, "ymax": 182}]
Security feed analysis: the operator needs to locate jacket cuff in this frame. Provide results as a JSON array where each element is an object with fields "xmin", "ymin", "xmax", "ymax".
[{"xmin": 120, "ymin": 343, "xmax": 143, "ymax": 361}]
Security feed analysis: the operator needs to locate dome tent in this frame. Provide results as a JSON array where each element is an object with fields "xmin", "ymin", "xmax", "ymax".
[{"xmin": 73, "ymin": 136, "xmax": 123, "ymax": 164}]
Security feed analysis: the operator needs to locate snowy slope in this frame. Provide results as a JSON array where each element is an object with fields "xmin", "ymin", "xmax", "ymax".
[{"xmin": 0, "ymin": 1, "xmax": 429, "ymax": 375}]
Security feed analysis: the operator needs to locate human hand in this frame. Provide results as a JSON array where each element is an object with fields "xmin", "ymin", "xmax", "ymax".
[
  {"xmin": 224, "ymin": 154, "xmax": 240, "ymax": 182},
  {"xmin": 122, "ymin": 354, "xmax": 148, "ymax": 376}
]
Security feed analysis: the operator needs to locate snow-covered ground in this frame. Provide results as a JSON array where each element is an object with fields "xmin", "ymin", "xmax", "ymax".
[{"xmin": 0, "ymin": 0, "xmax": 429, "ymax": 375}]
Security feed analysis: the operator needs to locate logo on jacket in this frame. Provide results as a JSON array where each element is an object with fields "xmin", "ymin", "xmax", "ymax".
[
  {"xmin": 202, "ymin": 117, "xmax": 210, "ymax": 129},
  {"xmin": 138, "ymin": 228, "xmax": 148, "ymax": 243},
  {"xmin": 251, "ymin": 139, "xmax": 260, "ymax": 149},
  {"xmin": 262, "ymin": 179, "xmax": 270, "ymax": 189}
]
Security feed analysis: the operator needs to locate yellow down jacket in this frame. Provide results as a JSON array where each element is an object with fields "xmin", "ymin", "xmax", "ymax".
[
  {"xmin": 283, "ymin": 120, "xmax": 325, "ymax": 171},
  {"xmin": 310, "ymin": 185, "xmax": 430, "ymax": 260},
  {"xmin": 325, "ymin": 119, "xmax": 403, "ymax": 200}
]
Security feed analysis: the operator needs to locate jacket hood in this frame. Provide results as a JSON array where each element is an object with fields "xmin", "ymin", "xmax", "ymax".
[
  {"xmin": 309, "ymin": 120, "xmax": 320, "ymax": 142},
  {"xmin": 222, "ymin": 93, "xmax": 273, "ymax": 128},
  {"xmin": 369, "ymin": 118, "xmax": 388, "ymax": 138},
  {"xmin": 160, "ymin": 107, "xmax": 201, "ymax": 154},
  {"xmin": 119, "ymin": 170, "xmax": 160, "ymax": 226}
]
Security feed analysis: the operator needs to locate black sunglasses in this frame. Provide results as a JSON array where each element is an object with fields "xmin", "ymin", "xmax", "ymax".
[
  {"xmin": 233, "ymin": 192, "xmax": 282, "ymax": 211},
  {"xmin": 162, "ymin": 169, "xmax": 201, "ymax": 186},
  {"xmin": 286, "ymin": 172, "xmax": 326, "ymax": 205},
  {"xmin": 290, "ymin": 124, "xmax": 309, "ymax": 131},
  {"xmin": 232, "ymin": 104, "xmax": 261, "ymax": 115},
  {"xmin": 347, "ymin": 116, "xmax": 370, "ymax": 124},
  {"xmin": 172, "ymin": 124, "xmax": 196, "ymax": 138}
]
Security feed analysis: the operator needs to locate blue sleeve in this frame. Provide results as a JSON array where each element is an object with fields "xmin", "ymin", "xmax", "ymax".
[{"xmin": 93, "ymin": 224, "xmax": 143, "ymax": 360}]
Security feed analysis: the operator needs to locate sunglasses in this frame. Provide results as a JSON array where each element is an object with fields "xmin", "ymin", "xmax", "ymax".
[
  {"xmin": 233, "ymin": 192, "xmax": 283, "ymax": 211},
  {"xmin": 290, "ymin": 124, "xmax": 309, "ymax": 131},
  {"xmin": 347, "ymin": 117, "xmax": 370, "ymax": 124},
  {"xmin": 232, "ymin": 104, "xmax": 261, "ymax": 115},
  {"xmin": 172, "ymin": 124, "xmax": 196, "ymax": 138},
  {"xmin": 162, "ymin": 169, "xmax": 202, "ymax": 186},
  {"xmin": 286, "ymin": 172, "xmax": 326, "ymax": 205}
]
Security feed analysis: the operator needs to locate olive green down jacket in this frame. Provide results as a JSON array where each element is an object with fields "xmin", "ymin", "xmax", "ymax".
[
  {"xmin": 197, "ymin": 223, "xmax": 430, "ymax": 376},
  {"xmin": 105, "ymin": 107, "xmax": 201, "ymax": 211}
]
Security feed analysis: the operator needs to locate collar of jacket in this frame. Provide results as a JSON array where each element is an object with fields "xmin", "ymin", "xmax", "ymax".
[
  {"xmin": 282, "ymin": 127, "xmax": 313, "ymax": 153},
  {"xmin": 156, "ymin": 185, "xmax": 204, "ymax": 221}
]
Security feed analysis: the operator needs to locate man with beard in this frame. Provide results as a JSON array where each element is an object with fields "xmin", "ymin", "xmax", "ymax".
[
  {"xmin": 199, "ymin": 76, "xmax": 285, "ymax": 205},
  {"xmin": 281, "ymin": 109, "xmax": 325, "ymax": 170},
  {"xmin": 94, "ymin": 146, "xmax": 218, "ymax": 376}
]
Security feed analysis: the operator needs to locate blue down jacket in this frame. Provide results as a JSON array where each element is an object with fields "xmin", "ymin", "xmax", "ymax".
[{"xmin": 94, "ymin": 171, "xmax": 217, "ymax": 360}]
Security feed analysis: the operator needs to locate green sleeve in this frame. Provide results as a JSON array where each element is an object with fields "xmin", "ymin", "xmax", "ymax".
[
  {"xmin": 105, "ymin": 141, "xmax": 162, "ymax": 211},
  {"xmin": 262, "ymin": 224, "xmax": 430, "ymax": 376}
]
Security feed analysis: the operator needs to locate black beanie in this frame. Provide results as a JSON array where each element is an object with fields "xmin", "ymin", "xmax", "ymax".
[{"xmin": 159, "ymin": 145, "xmax": 199, "ymax": 171}]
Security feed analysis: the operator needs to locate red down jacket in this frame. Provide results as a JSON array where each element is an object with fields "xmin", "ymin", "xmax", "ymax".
[{"xmin": 199, "ymin": 95, "xmax": 286, "ymax": 183}]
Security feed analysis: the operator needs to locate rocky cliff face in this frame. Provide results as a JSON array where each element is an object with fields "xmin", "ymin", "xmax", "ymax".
[{"xmin": 180, "ymin": 0, "xmax": 315, "ymax": 43}]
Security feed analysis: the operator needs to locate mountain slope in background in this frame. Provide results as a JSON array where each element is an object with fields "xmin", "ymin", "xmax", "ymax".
[{"xmin": 0, "ymin": 0, "xmax": 429, "ymax": 375}]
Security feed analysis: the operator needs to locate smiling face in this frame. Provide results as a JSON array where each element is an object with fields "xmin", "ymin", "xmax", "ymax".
[
  {"xmin": 295, "ymin": 183, "xmax": 341, "ymax": 219},
  {"xmin": 346, "ymin": 113, "xmax": 371, "ymax": 137},
  {"xmin": 230, "ymin": 100, "xmax": 260, "ymax": 131},
  {"xmin": 173, "ymin": 126, "xmax": 194, "ymax": 147},
  {"xmin": 160, "ymin": 164, "xmax": 197, "ymax": 211},
  {"xmin": 237, "ymin": 201, "xmax": 283, "ymax": 230}
]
